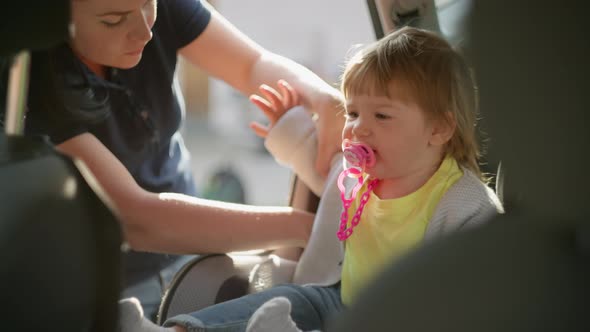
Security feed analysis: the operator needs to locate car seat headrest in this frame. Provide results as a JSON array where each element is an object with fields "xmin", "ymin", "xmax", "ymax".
[{"xmin": 467, "ymin": 0, "xmax": 590, "ymax": 222}]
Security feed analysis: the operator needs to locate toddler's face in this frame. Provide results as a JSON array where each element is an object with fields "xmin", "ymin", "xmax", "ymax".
[{"xmin": 342, "ymin": 82, "xmax": 442, "ymax": 181}]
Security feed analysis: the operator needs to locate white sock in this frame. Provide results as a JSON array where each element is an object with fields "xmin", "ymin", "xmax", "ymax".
[
  {"xmin": 117, "ymin": 297, "xmax": 176, "ymax": 332},
  {"xmin": 246, "ymin": 297, "xmax": 305, "ymax": 332}
]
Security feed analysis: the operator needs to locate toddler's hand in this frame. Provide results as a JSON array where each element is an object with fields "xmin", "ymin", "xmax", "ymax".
[{"xmin": 249, "ymin": 80, "xmax": 300, "ymax": 138}]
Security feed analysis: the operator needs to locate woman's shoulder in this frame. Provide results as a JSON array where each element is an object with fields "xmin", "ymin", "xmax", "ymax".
[
  {"xmin": 155, "ymin": 0, "xmax": 212, "ymax": 50},
  {"xmin": 25, "ymin": 46, "xmax": 109, "ymax": 145}
]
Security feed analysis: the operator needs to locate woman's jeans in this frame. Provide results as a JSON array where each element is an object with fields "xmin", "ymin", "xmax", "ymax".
[
  {"xmin": 163, "ymin": 283, "xmax": 343, "ymax": 332},
  {"xmin": 121, "ymin": 255, "xmax": 197, "ymax": 321}
]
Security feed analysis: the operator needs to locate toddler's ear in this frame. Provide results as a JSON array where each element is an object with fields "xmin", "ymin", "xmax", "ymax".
[{"xmin": 429, "ymin": 112, "xmax": 456, "ymax": 146}]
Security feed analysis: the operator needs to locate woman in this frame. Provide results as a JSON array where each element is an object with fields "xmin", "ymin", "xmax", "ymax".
[{"xmin": 24, "ymin": 0, "xmax": 343, "ymax": 319}]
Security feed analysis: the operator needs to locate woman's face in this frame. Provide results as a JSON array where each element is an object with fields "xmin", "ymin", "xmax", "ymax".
[{"xmin": 70, "ymin": 0, "xmax": 157, "ymax": 69}]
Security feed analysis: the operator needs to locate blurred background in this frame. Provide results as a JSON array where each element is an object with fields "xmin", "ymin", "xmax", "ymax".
[{"xmin": 177, "ymin": 0, "xmax": 375, "ymax": 205}]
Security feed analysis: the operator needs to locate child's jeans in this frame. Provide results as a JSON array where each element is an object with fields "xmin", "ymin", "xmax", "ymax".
[{"xmin": 163, "ymin": 283, "xmax": 343, "ymax": 332}]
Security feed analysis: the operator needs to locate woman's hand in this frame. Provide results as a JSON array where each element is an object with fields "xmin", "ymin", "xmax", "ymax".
[
  {"xmin": 178, "ymin": 4, "xmax": 345, "ymax": 177},
  {"xmin": 249, "ymin": 79, "xmax": 300, "ymax": 138},
  {"xmin": 250, "ymin": 79, "xmax": 345, "ymax": 177}
]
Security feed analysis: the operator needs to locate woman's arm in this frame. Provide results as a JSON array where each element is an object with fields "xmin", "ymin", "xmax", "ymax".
[
  {"xmin": 57, "ymin": 133, "xmax": 314, "ymax": 254},
  {"xmin": 178, "ymin": 3, "xmax": 344, "ymax": 176}
]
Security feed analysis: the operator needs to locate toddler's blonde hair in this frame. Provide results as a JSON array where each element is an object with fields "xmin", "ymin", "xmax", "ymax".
[{"xmin": 341, "ymin": 27, "xmax": 482, "ymax": 178}]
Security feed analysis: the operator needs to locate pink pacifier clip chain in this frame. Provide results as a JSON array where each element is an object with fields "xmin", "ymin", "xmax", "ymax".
[
  {"xmin": 337, "ymin": 176, "xmax": 379, "ymax": 241},
  {"xmin": 337, "ymin": 139, "xmax": 379, "ymax": 241}
]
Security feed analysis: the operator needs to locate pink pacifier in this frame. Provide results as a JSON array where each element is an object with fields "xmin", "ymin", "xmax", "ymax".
[
  {"xmin": 341, "ymin": 139, "xmax": 376, "ymax": 170},
  {"xmin": 337, "ymin": 139, "xmax": 379, "ymax": 241}
]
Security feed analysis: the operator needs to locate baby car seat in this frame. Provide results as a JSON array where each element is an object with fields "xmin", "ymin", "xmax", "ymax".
[{"xmin": 157, "ymin": 175, "xmax": 316, "ymax": 323}]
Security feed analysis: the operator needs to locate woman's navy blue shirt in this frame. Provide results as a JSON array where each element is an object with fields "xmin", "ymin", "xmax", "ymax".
[{"xmin": 25, "ymin": 0, "xmax": 212, "ymax": 286}]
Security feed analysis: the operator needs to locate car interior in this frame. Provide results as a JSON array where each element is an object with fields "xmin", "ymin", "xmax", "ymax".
[
  {"xmin": 157, "ymin": 0, "xmax": 503, "ymax": 323},
  {"xmin": 1, "ymin": 0, "xmax": 587, "ymax": 331},
  {"xmin": 1, "ymin": 1, "xmax": 122, "ymax": 331}
]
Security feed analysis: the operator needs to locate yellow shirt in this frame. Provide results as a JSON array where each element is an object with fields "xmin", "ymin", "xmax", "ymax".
[{"xmin": 341, "ymin": 156, "xmax": 463, "ymax": 305}]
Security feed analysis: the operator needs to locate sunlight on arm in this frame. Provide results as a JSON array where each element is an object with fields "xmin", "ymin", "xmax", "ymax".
[{"xmin": 158, "ymin": 192, "xmax": 294, "ymax": 214}]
